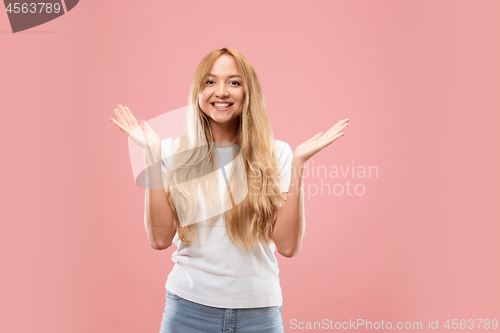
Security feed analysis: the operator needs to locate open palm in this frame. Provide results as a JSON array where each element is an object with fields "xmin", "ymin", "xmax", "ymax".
[
  {"xmin": 294, "ymin": 118, "xmax": 350, "ymax": 163},
  {"xmin": 109, "ymin": 104, "xmax": 161, "ymax": 151}
]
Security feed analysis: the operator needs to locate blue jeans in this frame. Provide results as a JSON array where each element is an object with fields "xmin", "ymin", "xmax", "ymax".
[{"xmin": 159, "ymin": 289, "xmax": 285, "ymax": 333}]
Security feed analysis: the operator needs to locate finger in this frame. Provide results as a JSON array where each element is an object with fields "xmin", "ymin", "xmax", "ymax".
[
  {"xmin": 330, "ymin": 122, "xmax": 349, "ymax": 135},
  {"xmin": 317, "ymin": 133, "xmax": 344, "ymax": 151},
  {"xmin": 114, "ymin": 107, "xmax": 127, "ymax": 125},
  {"xmin": 326, "ymin": 121, "xmax": 349, "ymax": 137},
  {"xmin": 323, "ymin": 126, "xmax": 337, "ymax": 138},
  {"xmin": 118, "ymin": 104, "xmax": 133, "ymax": 125},
  {"xmin": 142, "ymin": 119, "xmax": 153, "ymax": 132},
  {"xmin": 142, "ymin": 120, "xmax": 158, "ymax": 144},
  {"xmin": 324, "ymin": 120, "xmax": 344, "ymax": 136},
  {"xmin": 141, "ymin": 120, "xmax": 150, "ymax": 143},
  {"xmin": 308, "ymin": 132, "xmax": 324, "ymax": 141},
  {"xmin": 110, "ymin": 117, "xmax": 129, "ymax": 134},
  {"xmin": 124, "ymin": 106, "xmax": 140, "ymax": 126},
  {"xmin": 110, "ymin": 118, "xmax": 130, "ymax": 136},
  {"xmin": 333, "ymin": 123, "xmax": 349, "ymax": 136},
  {"xmin": 328, "ymin": 132, "xmax": 345, "ymax": 143}
]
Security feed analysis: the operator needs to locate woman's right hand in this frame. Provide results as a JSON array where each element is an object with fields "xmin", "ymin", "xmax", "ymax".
[{"xmin": 109, "ymin": 104, "xmax": 161, "ymax": 152}]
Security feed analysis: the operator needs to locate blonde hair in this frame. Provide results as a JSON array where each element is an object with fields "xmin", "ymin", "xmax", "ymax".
[{"xmin": 163, "ymin": 47, "xmax": 285, "ymax": 249}]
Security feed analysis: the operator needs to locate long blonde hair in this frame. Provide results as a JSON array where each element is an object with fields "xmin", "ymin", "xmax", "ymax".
[{"xmin": 163, "ymin": 47, "xmax": 285, "ymax": 249}]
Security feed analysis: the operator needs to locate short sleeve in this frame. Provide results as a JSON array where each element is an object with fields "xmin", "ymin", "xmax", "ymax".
[
  {"xmin": 160, "ymin": 138, "xmax": 175, "ymax": 181},
  {"xmin": 276, "ymin": 141, "xmax": 293, "ymax": 193}
]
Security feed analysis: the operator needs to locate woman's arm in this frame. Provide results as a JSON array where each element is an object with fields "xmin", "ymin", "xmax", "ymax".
[
  {"xmin": 110, "ymin": 105, "xmax": 177, "ymax": 250},
  {"xmin": 143, "ymin": 146, "xmax": 177, "ymax": 250},
  {"xmin": 272, "ymin": 118, "xmax": 350, "ymax": 258},
  {"xmin": 272, "ymin": 155, "xmax": 307, "ymax": 258}
]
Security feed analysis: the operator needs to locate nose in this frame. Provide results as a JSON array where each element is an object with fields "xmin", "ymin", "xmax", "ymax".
[{"xmin": 215, "ymin": 84, "xmax": 229, "ymax": 98}]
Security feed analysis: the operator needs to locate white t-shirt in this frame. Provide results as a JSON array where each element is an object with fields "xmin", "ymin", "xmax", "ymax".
[{"xmin": 160, "ymin": 137, "xmax": 293, "ymax": 308}]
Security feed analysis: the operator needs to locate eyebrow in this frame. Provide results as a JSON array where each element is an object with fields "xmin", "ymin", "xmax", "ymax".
[{"xmin": 208, "ymin": 74, "xmax": 242, "ymax": 79}]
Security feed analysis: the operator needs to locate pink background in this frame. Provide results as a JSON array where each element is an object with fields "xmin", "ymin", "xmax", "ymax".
[{"xmin": 1, "ymin": 0, "xmax": 499, "ymax": 332}]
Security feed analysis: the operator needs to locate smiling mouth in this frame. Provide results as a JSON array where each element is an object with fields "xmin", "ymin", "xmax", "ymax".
[{"xmin": 211, "ymin": 103, "xmax": 234, "ymax": 107}]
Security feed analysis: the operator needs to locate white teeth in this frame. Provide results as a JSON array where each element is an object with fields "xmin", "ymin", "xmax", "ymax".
[{"xmin": 213, "ymin": 103, "xmax": 231, "ymax": 107}]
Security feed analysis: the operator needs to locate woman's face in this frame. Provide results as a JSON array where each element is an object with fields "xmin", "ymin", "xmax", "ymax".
[{"xmin": 199, "ymin": 54, "xmax": 244, "ymax": 129}]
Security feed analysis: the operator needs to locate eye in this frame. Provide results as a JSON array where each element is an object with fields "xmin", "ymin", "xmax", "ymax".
[
  {"xmin": 230, "ymin": 81, "xmax": 241, "ymax": 86},
  {"xmin": 205, "ymin": 80, "xmax": 214, "ymax": 85}
]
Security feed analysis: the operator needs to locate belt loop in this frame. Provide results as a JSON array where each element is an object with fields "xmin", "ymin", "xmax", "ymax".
[{"xmin": 223, "ymin": 308, "xmax": 235, "ymax": 332}]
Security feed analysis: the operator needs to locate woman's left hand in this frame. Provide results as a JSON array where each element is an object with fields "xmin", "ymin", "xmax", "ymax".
[{"xmin": 293, "ymin": 118, "xmax": 350, "ymax": 163}]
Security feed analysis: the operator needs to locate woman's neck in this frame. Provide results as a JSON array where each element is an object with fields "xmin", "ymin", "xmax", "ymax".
[{"xmin": 209, "ymin": 118, "xmax": 239, "ymax": 144}]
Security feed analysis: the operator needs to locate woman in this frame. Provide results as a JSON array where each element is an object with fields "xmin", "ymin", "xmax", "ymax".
[{"xmin": 110, "ymin": 47, "xmax": 349, "ymax": 333}]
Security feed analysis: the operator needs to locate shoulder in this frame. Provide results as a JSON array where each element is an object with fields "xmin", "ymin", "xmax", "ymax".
[
  {"xmin": 161, "ymin": 137, "xmax": 180, "ymax": 154},
  {"xmin": 272, "ymin": 139, "xmax": 293, "ymax": 163},
  {"xmin": 272, "ymin": 139, "xmax": 293, "ymax": 192},
  {"xmin": 272, "ymin": 138, "xmax": 289, "ymax": 151},
  {"xmin": 160, "ymin": 137, "xmax": 181, "ymax": 171}
]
